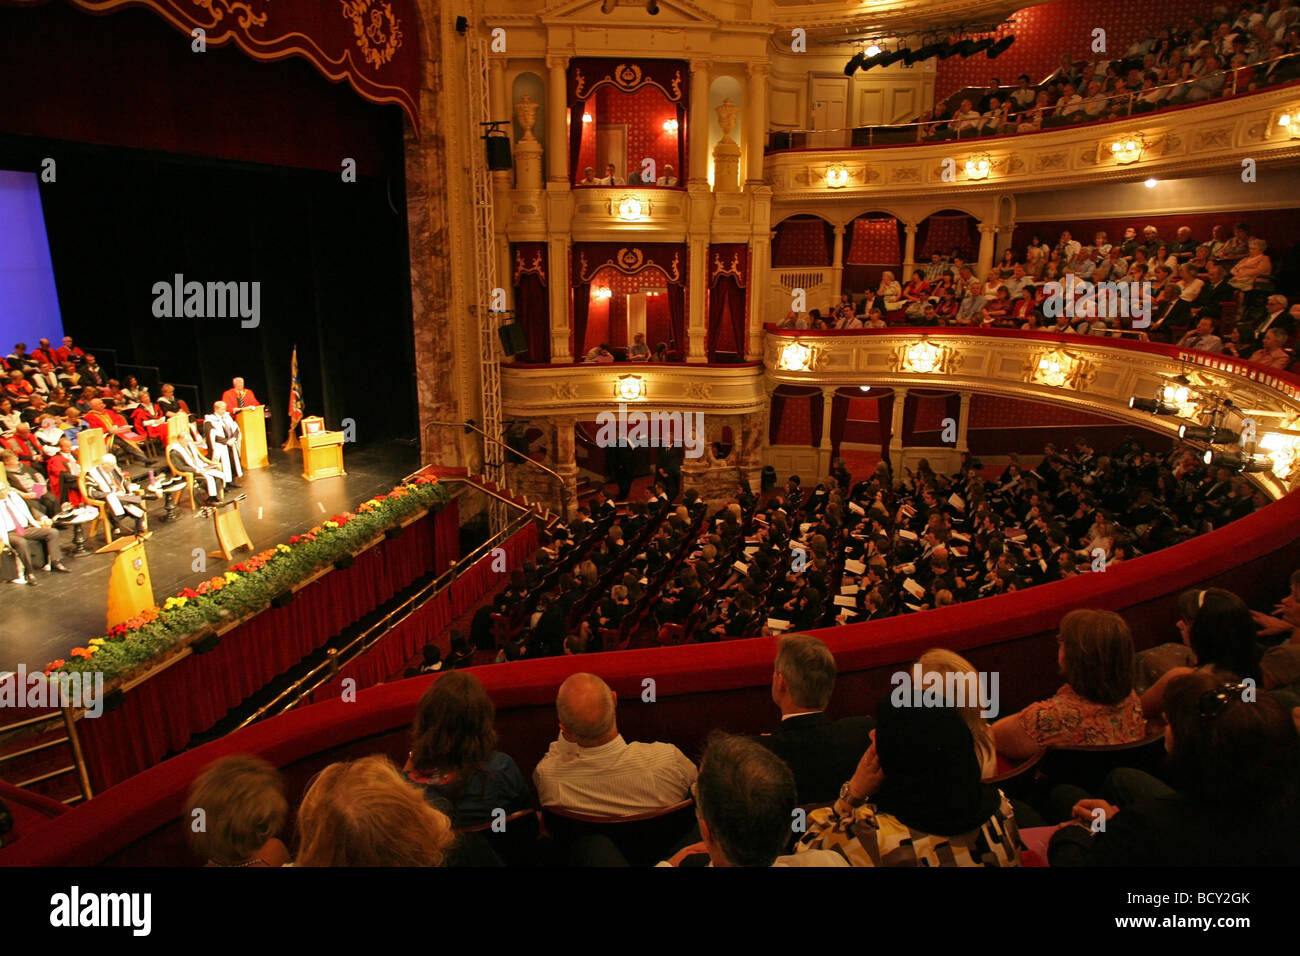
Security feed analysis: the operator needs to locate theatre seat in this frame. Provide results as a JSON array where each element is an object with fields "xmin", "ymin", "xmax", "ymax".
[
  {"xmin": 1036, "ymin": 733, "xmax": 1167, "ymax": 795},
  {"xmin": 542, "ymin": 799, "xmax": 697, "ymax": 866},
  {"xmin": 456, "ymin": 808, "xmax": 542, "ymax": 867}
]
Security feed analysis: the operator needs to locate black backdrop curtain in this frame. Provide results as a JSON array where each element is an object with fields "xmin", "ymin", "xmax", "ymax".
[
  {"xmin": 8, "ymin": 136, "xmax": 416, "ymax": 441},
  {"xmin": 512, "ymin": 243, "xmax": 549, "ymax": 363},
  {"xmin": 768, "ymin": 392, "xmax": 786, "ymax": 445}
]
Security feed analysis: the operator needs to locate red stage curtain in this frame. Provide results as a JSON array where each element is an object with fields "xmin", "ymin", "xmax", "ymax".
[
  {"xmin": 768, "ymin": 392, "xmax": 786, "ymax": 445},
  {"xmin": 569, "ymin": 98, "xmax": 587, "ymax": 183},
  {"xmin": 74, "ymin": 504, "xmax": 457, "ymax": 791},
  {"xmin": 512, "ymin": 243, "xmax": 550, "ymax": 362},
  {"xmin": 667, "ymin": 281, "xmax": 686, "ymax": 355},
  {"xmin": 846, "ymin": 218, "xmax": 901, "ymax": 265}
]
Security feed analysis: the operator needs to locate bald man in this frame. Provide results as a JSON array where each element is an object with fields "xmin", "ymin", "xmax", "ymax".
[
  {"xmin": 532, "ymin": 672, "xmax": 697, "ymax": 816},
  {"xmin": 220, "ymin": 377, "xmax": 261, "ymax": 412}
]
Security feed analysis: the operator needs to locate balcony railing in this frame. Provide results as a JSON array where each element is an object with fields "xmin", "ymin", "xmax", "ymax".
[{"xmin": 767, "ymin": 55, "xmax": 1300, "ymax": 152}]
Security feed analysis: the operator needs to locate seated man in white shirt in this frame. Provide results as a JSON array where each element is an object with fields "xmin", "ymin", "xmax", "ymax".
[
  {"xmin": 657, "ymin": 732, "xmax": 847, "ymax": 867},
  {"xmin": 656, "ymin": 164, "xmax": 679, "ymax": 186},
  {"xmin": 0, "ymin": 483, "xmax": 69, "ymax": 584},
  {"xmin": 1177, "ymin": 316, "xmax": 1224, "ymax": 353},
  {"xmin": 598, "ymin": 163, "xmax": 625, "ymax": 186},
  {"xmin": 533, "ymin": 672, "xmax": 698, "ymax": 816},
  {"xmin": 578, "ymin": 166, "xmax": 600, "ymax": 185}
]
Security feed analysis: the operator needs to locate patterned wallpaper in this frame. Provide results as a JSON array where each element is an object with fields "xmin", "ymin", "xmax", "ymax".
[
  {"xmin": 847, "ymin": 217, "xmax": 902, "ymax": 265},
  {"xmin": 934, "ymin": 0, "xmax": 1225, "ymax": 101},
  {"xmin": 918, "ymin": 214, "xmax": 977, "ymax": 261},
  {"xmin": 577, "ymin": 85, "xmax": 681, "ymax": 182},
  {"xmin": 581, "ymin": 268, "xmax": 672, "ymax": 352},
  {"xmin": 969, "ymin": 394, "xmax": 1117, "ymax": 428},
  {"xmin": 773, "ymin": 217, "xmax": 832, "ymax": 266}
]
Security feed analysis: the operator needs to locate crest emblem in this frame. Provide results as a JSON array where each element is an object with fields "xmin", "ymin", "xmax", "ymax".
[{"xmin": 341, "ymin": 1, "xmax": 404, "ymax": 69}]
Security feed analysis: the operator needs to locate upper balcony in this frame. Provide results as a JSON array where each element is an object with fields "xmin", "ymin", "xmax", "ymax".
[{"xmin": 765, "ymin": 80, "xmax": 1300, "ymax": 200}]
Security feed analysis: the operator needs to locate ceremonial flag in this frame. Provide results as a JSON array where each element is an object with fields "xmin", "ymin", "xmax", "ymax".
[{"xmin": 282, "ymin": 345, "xmax": 305, "ymax": 450}]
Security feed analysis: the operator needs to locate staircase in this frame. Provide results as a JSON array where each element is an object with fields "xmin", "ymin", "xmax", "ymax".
[{"xmin": 420, "ymin": 465, "xmax": 564, "ymax": 536}]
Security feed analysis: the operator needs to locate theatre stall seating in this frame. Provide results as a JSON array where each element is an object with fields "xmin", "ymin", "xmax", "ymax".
[{"xmin": 1, "ymin": 485, "xmax": 1296, "ymax": 867}]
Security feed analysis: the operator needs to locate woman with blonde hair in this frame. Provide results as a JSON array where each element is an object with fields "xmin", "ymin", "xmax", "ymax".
[
  {"xmin": 916, "ymin": 648, "xmax": 997, "ymax": 779},
  {"xmin": 297, "ymin": 755, "xmax": 456, "ymax": 866},
  {"xmin": 184, "ymin": 754, "xmax": 290, "ymax": 867},
  {"xmin": 876, "ymin": 271, "xmax": 906, "ymax": 312}
]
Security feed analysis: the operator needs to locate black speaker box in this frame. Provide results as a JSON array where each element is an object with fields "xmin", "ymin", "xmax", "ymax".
[
  {"xmin": 485, "ymin": 136, "xmax": 513, "ymax": 171},
  {"xmin": 498, "ymin": 322, "xmax": 529, "ymax": 356}
]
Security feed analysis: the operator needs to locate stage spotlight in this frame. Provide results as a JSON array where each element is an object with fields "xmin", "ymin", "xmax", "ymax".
[
  {"xmin": 646, "ymin": 0, "xmax": 659, "ymax": 13},
  {"xmin": 876, "ymin": 49, "xmax": 906, "ymax": 67},
  {"xmin": 601, "ymin": 0, "xmax": 616, "ymax": 11},
  {"xmin": 987, "ymin": 36, "xmax": 1016, "ymax": 58},
  {"xmin": 917, "ymin": 42, "xmax": 947, "ymax": 60},
  {"xmin": 844, "ymin": 51, "xmax": 866, "ymax": 76},
  {"xmin": 900, "ymin": 48, "xmax": 920, "ymax": 66},
  {"xmin": 1129, "ymin": 396, "xmax": 1178, "ymax": 415},
  {"xmin": 1178, "ymin": 424, "xmax": 1242, "ymax": 444},
  {"xmin": 967, "ymin": 38, "xmax": 994, "ymax": 56},
  {"xmin": 1203, "ymin": 450, "xmax": 1273, "ymax": 472},
  {"xmin": 865, "ymin": 44, "xmax": 881, "ymax": 57},
  {"xmin": 953, "ymin": 39, "xmax": 979, "ymax": 57}
]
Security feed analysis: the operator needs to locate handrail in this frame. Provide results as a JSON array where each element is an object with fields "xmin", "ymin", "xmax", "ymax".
[
  {"xmin": 424, "ymin": 418, "xmax": 570, "ymax": 517},
  {"xmin": 0, "ymin": 707, "xmax": 94, "ymax": 805},
  {"xmin": 233, "ymin": 506, "xmax": 536, "ymax": 726},
  {"xmin": 767, "ymin": 57, "xmax": 1300, "ymax": 149}
]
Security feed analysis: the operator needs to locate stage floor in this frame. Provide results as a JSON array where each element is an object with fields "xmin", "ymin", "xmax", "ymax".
[{"xmin": 0, "ymin": 441, "xmax": 421, "ymax": 676}]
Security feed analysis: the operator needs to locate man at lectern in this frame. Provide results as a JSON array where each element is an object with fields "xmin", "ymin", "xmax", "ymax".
[
  {"xmin": 84, "ymin": 453, "xmax": 149, "ymax": 535},
  {"xmin": 203, "ymin": 401, "xmax": 243, "ymax": 489},
  {"xmin": 220, "ymin": 377, "xmax": 269, "ymax": 417},
  {"xmin": 1, "ymin": 482, "xmax": 69, "ymax": 584}
]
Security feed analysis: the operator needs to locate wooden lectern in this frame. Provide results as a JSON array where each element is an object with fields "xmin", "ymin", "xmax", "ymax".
[
  {"xmin": 299, "ymin": 416, "xmax": 346, "ymax": 481},
  {"xmin": 209, "ymin": 499, "xmax": 254, "ymax": 561},
  {"xmin": 97, "ymin": 533, "xmax": 154, "ymax": 631},
  {"xmin": 235, "ymin": 406, "xmax": 269, "ymax": 470}
]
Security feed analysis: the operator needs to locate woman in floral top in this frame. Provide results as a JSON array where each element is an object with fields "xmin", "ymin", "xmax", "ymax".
[{"xmin": 994, "ymin": 609, "xmax": 1147, "ymax": 759}]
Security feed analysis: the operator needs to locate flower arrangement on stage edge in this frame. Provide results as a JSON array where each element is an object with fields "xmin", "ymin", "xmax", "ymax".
[{"xmin": 47, "ymin": 476, "xmax": 449, "ymax": 682}]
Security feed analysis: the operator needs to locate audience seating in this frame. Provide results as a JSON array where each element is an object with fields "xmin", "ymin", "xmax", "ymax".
[{"xmin": 541, "ymin": 800, "xmax": 697, "ymax": 867}]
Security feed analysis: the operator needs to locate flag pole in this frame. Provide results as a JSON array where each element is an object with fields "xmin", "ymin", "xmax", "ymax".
[{"xmin": 282, "ymin": 344, "xmax": 303, "ymax": 451}]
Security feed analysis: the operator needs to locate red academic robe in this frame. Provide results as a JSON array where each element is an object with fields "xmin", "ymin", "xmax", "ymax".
[
  {"xmin": 220, "ymin": 387, "xmax": 261, "ymax": 411},
  {"xmin": 45, "ymin": 453, "xmax": 85, "ymax": 506}
]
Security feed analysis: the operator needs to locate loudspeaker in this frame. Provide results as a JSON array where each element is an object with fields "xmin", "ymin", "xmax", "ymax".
[
  {"xmin": 455, "ymin": 16, "xmax": 468, "ymax": 34},
  {"xmin": 498, "ymin": 322, "xmax": 529, "ymax": 356},
  {"xmin": 485, "ymin": 135, "xmax": 513, "ymax": 171}
]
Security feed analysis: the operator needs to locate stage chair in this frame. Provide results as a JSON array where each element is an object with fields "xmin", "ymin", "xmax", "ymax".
[
  {"xmin": 163, "ymin": 412, "xmax": 197, "ymax": 511},
  {"xmin": 541, "ymin": 799, "xmax": 697, "ymax": 867},
  {"xmin": 75, "ymin": 428, "xmax": 113, "ymax": 546}
]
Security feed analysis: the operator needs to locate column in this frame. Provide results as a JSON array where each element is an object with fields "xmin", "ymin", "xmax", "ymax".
[
  {"xmin": 976, "ymin": 221, "xmax": 997, "ymax": 280},
  {"xmin": 888, "ymin": 387, "xmax": 908, "ymax": 468},
  {"xmin": 830, "ymin": 224, "xmax": 846, "ymax": 298},
  {"xmin": 956, "ymin": 391, "xmax": 972, "ymax": 456},
  {"xmin": 547, "ymin": 237, "xmax": 571, "ymax": 362},
  {"xmin": 902, "ymin": 222, "xmax": 919, "ymax": 279},
  {"xmin": 746, "ymin": 231, "xmax": 771, "ymax": 359},
  {"xmin": 819, "ymin": 386, "xmax": 837, "ymax": 476},
  {"xmin": 547, "ymin": 56, "xmax": 569, "ymax": 184},
  {"xmin": 745, "ymin": 62, "xmax": 770, "ymax": 187},
  {"xmin": 688, "ymin": 237, "xmax": 708, "ymax": 361},
  {"xmin": 552, "ymin": 416, "xmax": 578, "ymax": 520},
  {"xmin": 689, "ymin": 60, "xmax": 711, "ymax": 187},
  {"xmin": 740, "ymin": 409, "xmax": 765, "ymax": 491}
]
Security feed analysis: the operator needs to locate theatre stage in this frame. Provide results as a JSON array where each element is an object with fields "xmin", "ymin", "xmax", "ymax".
[{"xmin": 0, "ymin": 441, "xmax": 421, "ymax": 677}]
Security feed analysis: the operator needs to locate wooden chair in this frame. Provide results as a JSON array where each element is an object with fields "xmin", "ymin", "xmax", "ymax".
[
  {"xmin": 162, "ymin": 412, "xmax": 198, "ymax": 511},
  {"xmin": 541, "ymin": 799, "xmax": 697, "ymax": 867},
  {"xmin": 985, "ymin": 749, "xmax": 1045, "ymax": 800},
  {"xmin": 74, "ymin": 428, "xmax": 112, "ymax": 545}
]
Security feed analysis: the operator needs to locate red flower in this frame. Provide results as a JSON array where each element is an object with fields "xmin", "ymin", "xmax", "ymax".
[
  {"xmin": 44, "ymin": 659, "xmax": 66, "ymax": 674},
  {"xmin": 289, "ymin": 535, "xmax": 301, "ymax": 544}
]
